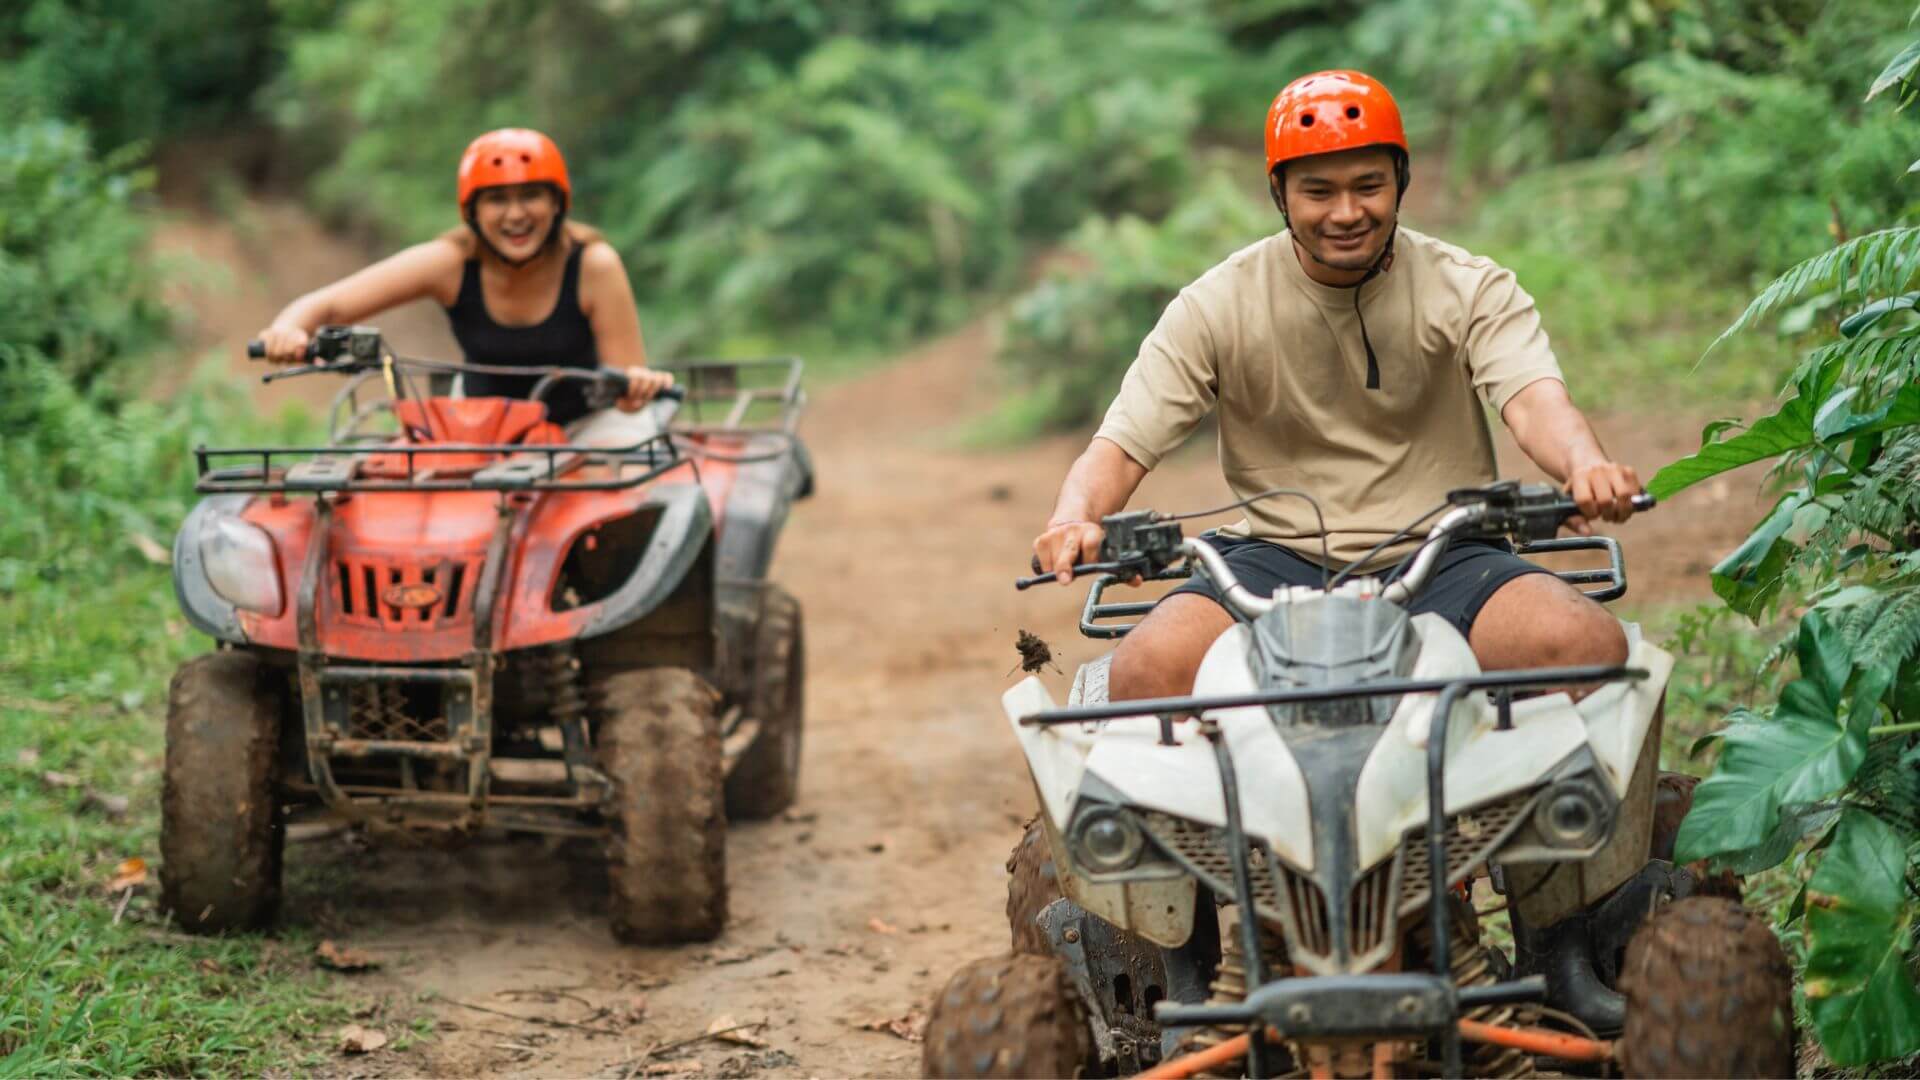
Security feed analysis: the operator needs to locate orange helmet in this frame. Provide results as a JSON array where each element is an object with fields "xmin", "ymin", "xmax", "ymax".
[
  {"xmin": 1265, "ymin": 70, "xmax": 1407, "ymax": 174},
  {"xmin": 457, "ymin": 128, "xmax": 571, "ymax": 214}
]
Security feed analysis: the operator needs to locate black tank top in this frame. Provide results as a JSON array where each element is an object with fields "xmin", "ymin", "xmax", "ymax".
[{"xmin": 444, "ymin": 244, "xmax": 599, "ymax": 424}]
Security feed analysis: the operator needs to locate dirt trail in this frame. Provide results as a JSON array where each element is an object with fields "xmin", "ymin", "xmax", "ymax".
[{"xmin": 150, "ymin": 202, "xmax": 1766, "ymax": 1078}]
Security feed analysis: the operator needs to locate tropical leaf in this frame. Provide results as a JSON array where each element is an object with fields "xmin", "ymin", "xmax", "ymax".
[
  {"xmin": 1712, "ymin": 227, "xmax": 1920, "ymax": 349},
  {"xmin": 1709, "ymin": 490, "xmax": 1808, "ymax": 618},
  {"xmin": 1841, "ymin": 292, "xmax": 1920, "ymax": 338},
  {"xmin": 1868, "ymin": 39, "xmax": 1920, "ymax": 102},
  {"xmin": 1804, "ymin": 810, "xmax": 1920, "ymax": 1064},
  {"xmin": 1675, "ymin": 614, "xmax": 1867, "ymax": 863},
  {"xmin": 1651, "ymin": 381, "xmax": 1920, "ymax": 498}
]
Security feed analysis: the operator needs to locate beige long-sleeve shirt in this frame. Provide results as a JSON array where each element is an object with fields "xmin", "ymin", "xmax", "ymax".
[{"xmin": 1095, "ymin": 226, "xmax": 1564, "ymax": 569}]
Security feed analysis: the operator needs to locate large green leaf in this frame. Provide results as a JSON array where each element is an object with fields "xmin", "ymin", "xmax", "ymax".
[
  {"xmin": 1709, "ymin": 490, "xmax": 1808, "ymax": 617},
  {"xmin": 1648, "ymin": 396, "xmax": 1815, "ymax": 499},
  {"xmin": 1675, "ymin": 615, "xmax": 1867, "ymax": 862},
  {"xmin": 1650, "ymin": 382, "xmax": 1920, "ymax": 499},
  {"xmin": 1805, "ymin": 810, "xmax": 1920, "ymax": 1065}
]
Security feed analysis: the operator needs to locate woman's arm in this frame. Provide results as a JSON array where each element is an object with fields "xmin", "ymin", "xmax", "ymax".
[
  {"xmin": 255, "ymin": 237, "xmax": 466, "ymax": 363},
  {"xmin": 577, "ymin": 238, "xmax": 672, "ymax": 408}
]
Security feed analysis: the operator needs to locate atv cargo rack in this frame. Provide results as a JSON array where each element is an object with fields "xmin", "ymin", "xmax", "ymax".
[{"xmin": 193, "ymin": 431, "xmax": 691, "ymax": 494}]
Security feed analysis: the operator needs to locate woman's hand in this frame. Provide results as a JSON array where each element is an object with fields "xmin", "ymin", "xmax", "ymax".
[
  {"xmin": 618, "ymin": 366, "xmax": 676, "ymax": 411},
  {"xmin": 255, "ymin": 325, "xmax": 312, "ymax": 365}
]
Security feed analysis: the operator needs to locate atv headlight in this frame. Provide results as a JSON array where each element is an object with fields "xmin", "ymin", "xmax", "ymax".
[
  {"xmin": 1073, "ymin": 807, "xmax": 1145, "ymax": 872},
  {"xmin": 199, "ymin": 515, "xmax": 284, "ymax": 616},
  {"xmin": 1534, "ymin": 778, "xmax": 1611, "ymax": 849}
]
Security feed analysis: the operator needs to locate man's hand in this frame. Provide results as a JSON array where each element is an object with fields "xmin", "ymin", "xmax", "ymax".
[
  {"xmin": 618, "ymin": 366, "xmax": 676, "ymax": 411},
  {"xmin": 1565, "ymin": 459, "xmax": 1643, "ymax": 535},
  {"xmin": 1033, "ymin": 521, "xmax": 1105, "ymax": 585}
]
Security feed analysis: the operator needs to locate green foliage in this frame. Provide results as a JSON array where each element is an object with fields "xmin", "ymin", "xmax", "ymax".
[
  {"xmin": 0, "ymin": 0, "xmax": 286, "ymax": 149},
  {"xmin": 1661, "ymin": 22, "xmax": 1920, "ymax": 1063},
  {"xmin": 993, "ymin": 173, "xmax": 1269, "ymax": 433},
  {"xmin": 275, "ymin": 0, "xmax": 1239, "ymax": 354},
  {"xmin": 0, "ymin": 122, "xmax": 168, "ymax": 396}
]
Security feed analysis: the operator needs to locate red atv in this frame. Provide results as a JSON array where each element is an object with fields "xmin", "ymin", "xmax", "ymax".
[{"xmin": 163, "ymin": 325, "xmax": 811, "ymax": 942}]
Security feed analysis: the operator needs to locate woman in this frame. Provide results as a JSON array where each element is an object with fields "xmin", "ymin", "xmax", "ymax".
[{"xmin": 255, "ymin": 127, "xmax": 673, "ymax": 423}]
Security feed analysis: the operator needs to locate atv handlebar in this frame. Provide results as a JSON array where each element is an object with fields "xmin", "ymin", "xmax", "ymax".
[
  {"xmin": 1017, "ymin": 483, "xmax": 1656, "ymax": 616},
  {"xmin": 245, "ymin": 325, "xmax": 685, "ymax": 406}
]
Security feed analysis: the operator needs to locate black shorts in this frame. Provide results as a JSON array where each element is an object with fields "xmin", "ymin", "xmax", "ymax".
[{"xmin": 1164, "ymin": 534, "xmax": 1549, "ymax": 639}]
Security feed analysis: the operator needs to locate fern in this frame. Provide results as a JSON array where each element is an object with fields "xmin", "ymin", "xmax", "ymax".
[
  {"xmin": 1714, "ymin": 227, "xmax": 1920, "ymax": 351},
  {"xmin": 1787, "ymin": 321, "xmax": 1920, "ymax": 395},
  {"xmin": 1856, "ymin": 587, "xmax": 1920, "ymax": 674}
]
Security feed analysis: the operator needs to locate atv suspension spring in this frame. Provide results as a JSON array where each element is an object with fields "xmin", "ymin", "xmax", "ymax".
[
  {"xmin": 1409, "ymin": 904, "xmax": 1536, "ymax": 1079},
  {"xmin": 1174, "ymin": 917, "xmax": 1296, "ymax": 1077},
  {"xmin": 539, "ymin": 644, "xmax": 593, "ymax": 777}
]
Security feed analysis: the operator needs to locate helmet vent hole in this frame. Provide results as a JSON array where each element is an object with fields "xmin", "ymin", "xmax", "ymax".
[
  {"xmin": 491, "ymin": 157, "xmax": 503, "ymax": 166},
  {"xmin": 1299, "ymin": 114, "xmax": 1315, "ymax": 127},
  {"xmin": 520, "ymin": 153, "xmax": 531, "ymax": 163},
  {"xmin": 1345, "ymin": 105, "xmax": 1361, "ymax": 119}
]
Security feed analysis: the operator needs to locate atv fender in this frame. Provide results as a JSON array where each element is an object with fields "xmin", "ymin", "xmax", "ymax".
[
  {"xmin": 714, "ymin": 435, "xmax": 813, "ymax": 622},
  {"xmin": 579, "ymin": 482, "xmax": 714, "ymax": 639},
  {"xmin": 171, "ymin": 493, "xmax": 254, "ymax": 645}
]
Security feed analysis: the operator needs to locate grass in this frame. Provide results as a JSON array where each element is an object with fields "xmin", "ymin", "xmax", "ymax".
[{"xmin": 0, "ymin": 362, "xmax": 360, "ymax": 1076}]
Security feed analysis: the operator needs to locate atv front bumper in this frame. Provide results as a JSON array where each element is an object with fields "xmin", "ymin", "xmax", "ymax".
[{"xmin": 1157, "ymin": 970, "xmax": 1546, "ymax": 1040}]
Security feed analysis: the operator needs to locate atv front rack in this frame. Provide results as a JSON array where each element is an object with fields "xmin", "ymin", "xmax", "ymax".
[
  {"xmin": 1022, "ymin": 664, "xmax": 1649, "ymax": 1078},
  {"xmin": 193, "ymin": 431, "xmax": 689, "ymax": 494}
]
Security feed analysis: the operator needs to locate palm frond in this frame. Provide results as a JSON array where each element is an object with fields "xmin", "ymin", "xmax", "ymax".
[{"xmin": 1714, "ymin": 227, "xmax": 1920, "ymax": 351}]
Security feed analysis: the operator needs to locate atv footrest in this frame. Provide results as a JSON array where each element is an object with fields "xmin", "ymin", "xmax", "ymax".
[{"xmin": 1154, "ymin": 973, "xmax": 1545, "ymax": 1039}]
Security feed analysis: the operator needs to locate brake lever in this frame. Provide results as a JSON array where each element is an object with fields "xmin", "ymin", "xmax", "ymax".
[{"xmin": 1015, "ymin": 559, "xmax": 1141, "ymax": 591}]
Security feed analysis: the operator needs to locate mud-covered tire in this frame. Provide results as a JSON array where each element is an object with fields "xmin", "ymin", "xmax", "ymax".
[
  {"xmin": 922, "ymin": 953, "xmax": 1097, "ymax": 1079},
  {"xmin": 724, "ymin": 586, "xmax": 805, "ymax": 820},
  {"xmin": 160, "ymin": 651, "xmax": 286, "ymax": 933},
  {"xmin": 1007, "ymin": 818, "xmax": 1063, "ymax": 955},
  {"xmin": 595, "ymin": 667, "xmax": 727, "ymax": 943},
  {"xmin": 1616, "ymin": 896, "xmax": 1795, "ymax": 1078}
]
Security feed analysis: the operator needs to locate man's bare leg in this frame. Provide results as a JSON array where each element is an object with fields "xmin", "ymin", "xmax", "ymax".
[
  {"xmin": 1109, "ymin": 593, "xmax": 1234, "ymax": 701},
  {"xmin": 1469, "ymin": 573, "xmax": 1627, "ymax": 694}
]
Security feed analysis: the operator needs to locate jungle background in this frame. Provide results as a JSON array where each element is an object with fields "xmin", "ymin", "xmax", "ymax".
[{"xmin": 5, "ymin": 0, "xmax": 1920, "ymax": 1074}]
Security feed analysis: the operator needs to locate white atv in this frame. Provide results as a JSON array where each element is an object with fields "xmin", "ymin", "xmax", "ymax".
[{"xmin": 924, "ymin": 483, "xmax": 1793, "ymax": 1079}]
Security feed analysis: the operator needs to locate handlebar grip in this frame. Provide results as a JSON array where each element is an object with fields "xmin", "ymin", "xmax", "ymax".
[
  {"xmin": 247, "ymin": 340, "xmax": 266, "ymax": 359},
  {"xmin": 1632, "ymin": 493, "xmax": 1656, "ymax": 511},
  {"xmin": 658, "ymin": 384, "xmax": 687, "ymax": 402}
]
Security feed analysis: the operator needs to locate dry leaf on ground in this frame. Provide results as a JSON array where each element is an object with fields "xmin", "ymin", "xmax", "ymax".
[
  {"xmin": 80, "ymin": 789, "xmax": 130, "ymax": 819},
  {"xmin": 107, "ymin": 857, "xmax": 147, "ymax": 892},
  {"xmin": 856, "ymin": 1007, "xmax": 928, "ymax": 1043},
  {"xmin": 644, "ymin": 1061, "xmax": 704, "ymax": 1076},
  {"xmin": 315, "ymin": 939, "xmax": 380, "ymax": 972},
  {"xmin": 15, "ymin": 748, "xmax": 40, "ymax": 767},
  {"xmin": 337, "ymin": 1024, "xmax": 388, "ymax": 1054},
  {"xmin": 41, "ymin": 771, "xmax": 80, "ymax": 790},
  {"xmin": 128, "ymin": 531, "xmax": 170, "ymax": 565},
  {"xmin": 705, "ymin": 1015, "xmax": 769, "ymax": 1048}
]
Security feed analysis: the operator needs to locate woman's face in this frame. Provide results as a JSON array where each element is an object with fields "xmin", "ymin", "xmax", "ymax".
[{"xmin": 471, "ymin": 183, "xmax": 560, "ymax": 262}]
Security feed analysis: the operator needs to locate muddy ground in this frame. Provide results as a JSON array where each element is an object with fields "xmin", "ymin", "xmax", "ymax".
[{"xmin": 150, "ymin": 198, "xmax": 1766, "ymax": 1078}]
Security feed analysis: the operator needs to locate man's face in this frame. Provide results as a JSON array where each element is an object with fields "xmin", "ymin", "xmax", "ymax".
[{"xmin": 1280, "ymin": 147, "xmax": 1399, "ymax": 273}]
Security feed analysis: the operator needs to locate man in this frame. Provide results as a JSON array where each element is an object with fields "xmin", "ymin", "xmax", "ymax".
[{"xmin": 1031, "ymin": 70, "xmax": 1644, "ymax": 701}]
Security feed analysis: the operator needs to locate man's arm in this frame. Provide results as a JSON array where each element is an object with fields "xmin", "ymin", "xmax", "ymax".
[
  {"xmin": 1500, "ymin": 378, "xmax": 1642, "ymax": 532},
  {"xmin": 1034, "ymin": 437, "xmax": 1150, "ymax": 583}
]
